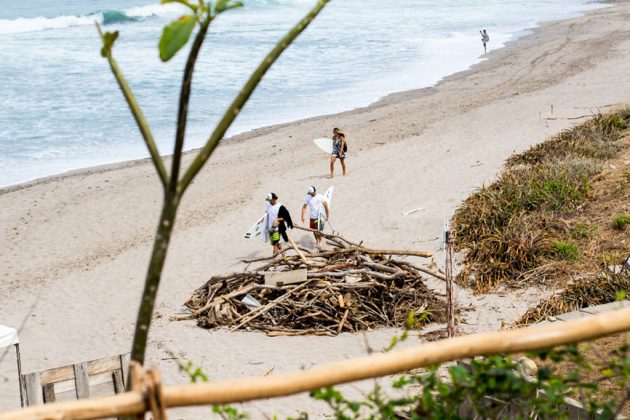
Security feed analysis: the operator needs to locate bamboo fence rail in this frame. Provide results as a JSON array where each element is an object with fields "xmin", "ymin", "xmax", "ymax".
[{"xmin": 2, "ymin": 306, "xmax": 629, "ymax": 419}]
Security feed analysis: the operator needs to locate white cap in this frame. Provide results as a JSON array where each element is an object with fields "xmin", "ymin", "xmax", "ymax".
[
  {"xmin": 307, "ymin": 186, "xmax": 316, "ymax": 194},
  {"xmin": 265, "ymin": 192, "xmax": 277, "ymax": 201}
]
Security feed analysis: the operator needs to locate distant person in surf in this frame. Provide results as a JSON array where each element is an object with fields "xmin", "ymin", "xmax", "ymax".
[
  {"xmin": 264, "ymin": 192, "xmax": 294, "ymax": 255},
  {"xmin": 301, "ymin": 186, "xmax": 330, "ymax": 248},
  {"xmin": 330, "ymin": 127, "xmax": 347, "ymax": 178},
  {"xmin": 480, "ymin": 29, "xmax": 490, "ymax": 53}
]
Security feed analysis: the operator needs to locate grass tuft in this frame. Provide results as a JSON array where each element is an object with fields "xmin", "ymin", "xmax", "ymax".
[
  {"xmin": 612, "ymin": 214, "xmax": 630, "ymax": 230},
  {"xmin": 552, "ymin": 242, "xmax": 580, "ymax": 261}
]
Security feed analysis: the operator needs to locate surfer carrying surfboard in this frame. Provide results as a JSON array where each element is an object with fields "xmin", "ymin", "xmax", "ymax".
[
  {"xmin": 301, "ymin": 186, "xmax": 330, "ymax": 248},
  {"xmin": 265, "ymin": 192, "xmax": 294, "ymax": 255},
  {"xmin": 330, "ymin": 127, "xmax": 347, "ymax": 178}
]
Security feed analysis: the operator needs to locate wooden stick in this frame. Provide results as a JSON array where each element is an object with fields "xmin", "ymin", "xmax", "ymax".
[
  {"xmin": 286, "ymin": 235, "xmax": 308, "ymax": 265},
  {"xmin": 391, "ymin": 260, "xmax": 446, "ymax": 281},
  {"xmin": 3, "ymin": 307, "xmax": 630, "ymax": 419},
  {"xmin": 337, "ymin": 309, "xmax": 350, "ymax": 334}
]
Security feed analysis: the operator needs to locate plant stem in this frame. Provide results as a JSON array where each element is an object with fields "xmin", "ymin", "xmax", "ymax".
[
  {"xmin": 171, "ymin": 13, "xmax": 212, "ymax": 186},
  {"xmin": 130, "ymin": 193, "xmax": 179, "ymax": 365},
  {"xmin": 178, "ymin": 0, "xmax": 330, "ymax": 194},
  {"xmin": 95, "ymin": 23, "xmax": 169, "ymax": 187}
]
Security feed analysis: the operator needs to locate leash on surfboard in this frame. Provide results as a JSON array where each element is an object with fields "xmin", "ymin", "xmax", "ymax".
[{"xmin": 327, "ymin": 220, "xmax": 337, "ymax": 235}]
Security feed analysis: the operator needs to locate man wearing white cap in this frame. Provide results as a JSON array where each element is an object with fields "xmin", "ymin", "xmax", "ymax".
[
  {"xmin": 301, "ymin": 186, "xmax": 330, "ymax": 248},
  {"xmin": 265, "ymin": 192, "xmax": 293, "ymax": 255}
]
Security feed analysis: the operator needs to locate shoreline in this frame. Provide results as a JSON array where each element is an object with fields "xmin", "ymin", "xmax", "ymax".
[
  {"xmin": 0, "ymin": 1, "xmax": 608, "ymax": 193},
  {"xmin": 2, "ymin": 1, "xmax": 630, "ymax": 417}
]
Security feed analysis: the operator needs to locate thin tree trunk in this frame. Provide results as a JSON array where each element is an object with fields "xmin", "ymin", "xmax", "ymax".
[{"xmin": 130, "ymin": 194, "xmax": 178, "ymax": 365}]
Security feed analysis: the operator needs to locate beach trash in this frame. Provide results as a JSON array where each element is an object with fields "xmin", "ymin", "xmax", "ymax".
[{"xmin": 241, "ymin": 294, "xmax": 262, "ymax": 311}]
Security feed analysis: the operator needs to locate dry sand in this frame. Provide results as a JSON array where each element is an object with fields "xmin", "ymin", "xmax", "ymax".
[{"xmin": 2, "ymin": 2, "xmax": 630, "ymax": 417}]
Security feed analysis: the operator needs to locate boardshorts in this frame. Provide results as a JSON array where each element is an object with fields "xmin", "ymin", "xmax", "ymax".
[
  {"xmin": 310, "ymin": 217, "xmax": 325, "ymax": 231},
  {"xmin": 269, "ymin": 231, "xmax": 280, "ymax": 245}
]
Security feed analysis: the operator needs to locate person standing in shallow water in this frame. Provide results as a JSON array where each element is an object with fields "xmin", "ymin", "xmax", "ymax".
[
  {"xmin": 330, "ymin": 127, "xmax": 347, "ymax": 178},
  {"xmin": 480, "ymin": 29, "xmax": 489, "ymax": 53}
]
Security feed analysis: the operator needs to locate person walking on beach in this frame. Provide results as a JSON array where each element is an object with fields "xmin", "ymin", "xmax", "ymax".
[
  {"xmin": 480, "ymin": 29, "xmax": 490, "ymax": 53},
  {"xmin": 264, "ymin": 192, "xmax": 294, "ymax": 255},
  {"xmin": 330, "ymin": 127, "xmax": 347, "ymax": 178},
  {"xmin": 301, "ymin": 186, "xmax": 330, "ymax": 248}
]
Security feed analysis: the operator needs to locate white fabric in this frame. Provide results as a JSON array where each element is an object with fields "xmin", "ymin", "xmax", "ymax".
[
  {"xmin": 304, "ymin": 194, "xmax": 326, "ymax": 219},
  {"xmin": 266, "ymin": 203, "xmax": 281, "ymax": 231},
  {"xmin": 0, "ymin": 324, "xmax": 19, "ymax": 348}
]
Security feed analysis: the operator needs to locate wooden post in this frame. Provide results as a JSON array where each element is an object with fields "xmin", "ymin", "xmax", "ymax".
[
  {"xmin": 73, "ymin": 363, "xmax": 90, "ymax": 399},
  {"xmin": 15, "ymin": 344, "xmax": 25, "ymax": 408},
  {"xmin": 445, "ymin": 229, "xmax": 456, "ymax": 338}
]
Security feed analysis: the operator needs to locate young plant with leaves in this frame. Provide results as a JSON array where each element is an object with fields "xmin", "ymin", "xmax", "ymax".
[{"xmin": 96, "ymin": 0, "xmax": 331, "ymax": 367}]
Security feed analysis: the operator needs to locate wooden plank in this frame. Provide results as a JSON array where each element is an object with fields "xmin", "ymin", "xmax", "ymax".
[
  {"xmin": 23, "ymin": 373, "xmax": 41, "ymax": 406},
  {"xmin": 42, "ymin": 383, "xmax": 55, "ymax": 403},
  {"xmin": 53, "ymin": 379, "xmax": 76, "ymax": 394},
  {"xmin": 264, "ymin": 269, "xmax": 307, "ymax": 286},
  {"xmin": 73, "ymin": 363, "xmax": 90, "ymax": 399},
  {"xmin": 86, "ymin": 355, "xmax": 121, "ymax": 376},
  {"xmin": 89, "ymin": 372, "xmax": 116, "ymax": 387},
  {"xmin": 90, "ymin": 381, "xmax": 116, "ymax": 398},
  {"xmin": 38, "ymin": 365, "xmax": 74, "ymax": 385},
  {"xmin": 120, "ymin": 354, "xmax": 130, "ymax": 388},
  {"xmin": 112, "ymin": 371, "xmax": 124, "ymax": 394},
  {"xmin": 54, "ymin": 390, "xmax": 77, "ymax": 402}
]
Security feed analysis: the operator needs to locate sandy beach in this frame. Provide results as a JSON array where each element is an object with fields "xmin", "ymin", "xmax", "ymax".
[{"xmin": 2, "ymin": 1, "xmax": 630, "ymax": 417}]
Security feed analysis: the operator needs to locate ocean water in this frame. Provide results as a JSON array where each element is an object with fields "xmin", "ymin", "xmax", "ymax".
[{"xmin": 0, "ymin": 0, "xmax": 602, "ymax": 187}]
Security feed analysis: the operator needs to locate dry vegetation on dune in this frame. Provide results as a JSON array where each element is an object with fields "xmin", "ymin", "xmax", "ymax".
[{"xmin": 453, "ymin": 111, "xmax": 630, "ymax": 306}]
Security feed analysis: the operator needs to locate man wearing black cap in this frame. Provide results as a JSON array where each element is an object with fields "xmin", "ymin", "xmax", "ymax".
[
  {"xmin": 301, "ymin": 186, "xmax": 330, "ymax": 248},
  {"xmin": 265, "ymin": 192, "xmax": 294, "ymax": 255}
]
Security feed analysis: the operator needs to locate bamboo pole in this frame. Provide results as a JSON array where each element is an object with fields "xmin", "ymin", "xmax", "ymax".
[{"xmin": 3, "ymin": 307, "xmax": 629, "ymax": 419}]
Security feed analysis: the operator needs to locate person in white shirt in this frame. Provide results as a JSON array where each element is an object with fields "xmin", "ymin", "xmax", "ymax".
[
  {"xmin": 301, "ymin": 186, "xmax": 330, "ymax": 248},
  {"xmin": 265, "ymin": 192, "xmax": 293, "ymax": 255}
]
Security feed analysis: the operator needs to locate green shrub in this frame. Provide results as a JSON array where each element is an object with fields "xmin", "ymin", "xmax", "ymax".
[
  {"xmin": 612, "ymin": 214, "xmax": 630, "ymax": 230},
  {"xmin": 552, "ymin": 242, "xmax": 581, "ymax": 261}
]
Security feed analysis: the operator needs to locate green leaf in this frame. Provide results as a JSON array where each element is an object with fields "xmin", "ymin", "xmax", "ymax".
[
  {"xmin": 159, "ymin": 15, "xmax": 196, "ymax": 62},
  {"xmin": 100, "ymin": 31, "xmax": 119, "ymax": 57},
  {"xmin": 216, "ymin": 0, "xmax": 244, "ymax": 13},
  {"xmin": 161, "ymin": 0, "xmax": 198, "ymax": 12}
]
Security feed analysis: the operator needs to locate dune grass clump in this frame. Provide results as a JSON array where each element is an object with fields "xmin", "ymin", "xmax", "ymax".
[
  {"xmin": 516, "ymin": 272, "xmax": 630, "ymax": 325},
  {"xmin": 454, "ymin": 111, "xmax": 630, "ymax": 292},
  {"xmin": 612, "ymin": 214, "xmax": 630, "ymax": 230},
  {"xmin": 506, "ymin": 113, "xmax": 627, "ymax": 168}
]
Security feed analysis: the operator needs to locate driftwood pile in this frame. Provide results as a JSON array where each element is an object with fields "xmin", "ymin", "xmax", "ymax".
[{"xmin": 174, "ymin": 227, "xmax": 447, "ymax": 336}]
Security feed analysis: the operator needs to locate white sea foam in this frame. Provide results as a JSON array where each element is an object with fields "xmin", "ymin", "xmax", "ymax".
[
  {"xmin": 0, "ymin": 3, "xmax": 184, "ymax": 35},
  {"xmin": 0, "ymin": 15, "xmax": 95, "ymax": 35}
]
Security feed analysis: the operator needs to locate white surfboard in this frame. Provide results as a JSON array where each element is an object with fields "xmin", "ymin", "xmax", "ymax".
[
  {"xmin": 317, "ymin": 186, "xmax": 334, "ymax": 230},
  {"xmin": 244, "ymin": 213, "xmax": 268, "ymax": 241},
  {"xmin": 313, "ymin": 137, "xmax": 333, "ymax": 154}
]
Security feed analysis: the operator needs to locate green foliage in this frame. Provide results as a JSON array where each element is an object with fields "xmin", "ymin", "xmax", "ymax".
[
  {"xmin": 99, "ymin": 30, "xmax": 119, "ymax": 58},
  {"xmin": 215, "ymin": 0, "xmax": 244, "ymax": 13},
  {"xmin": 161, "ymin": 0, "xmax": 199, "ymax": 12},
  {"xmin": 181, "ymin": 360, "xmax": 209, "ymax": 383},
  {"xmin": 212, "ymin": 405, "xmax": 249, "ymax": 420},
  {"xmin": 552, "ymin": 242, "xmax": 581, "ymax": 261},
  {"xmin": 159, "ymin": 14, "xmax": 197, "ymax": 61},
  {"xmin": 310, "ymin": 343, "xmax": 629, "ymax": 419},
  {"xmin": 612, "ymin": 214, "xmax": 630, "ymax": 230}
]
